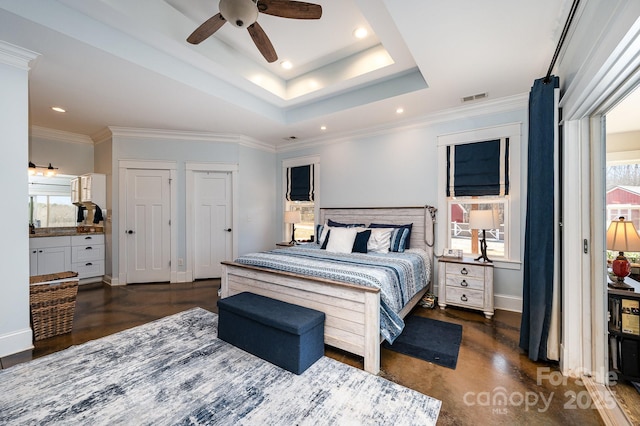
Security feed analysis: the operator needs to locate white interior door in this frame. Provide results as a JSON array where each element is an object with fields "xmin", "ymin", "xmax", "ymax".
[
  {"xmin": 125, "ymin": 168, "xmax": 171, "ymax": 283},
  {"xmin": 194, "ymin": 171, "xmax": 232, "ymax": 279}
]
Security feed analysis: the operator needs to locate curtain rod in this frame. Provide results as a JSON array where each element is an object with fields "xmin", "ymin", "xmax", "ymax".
[{"xmin": 544, "ymin": 0, "xmax": 580, "ymax": 84}]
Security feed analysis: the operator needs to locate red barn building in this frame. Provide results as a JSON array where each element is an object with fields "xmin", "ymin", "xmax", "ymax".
[{"xmin": 606, "ymin": 186, "xmax": 640, "ymax": 230}]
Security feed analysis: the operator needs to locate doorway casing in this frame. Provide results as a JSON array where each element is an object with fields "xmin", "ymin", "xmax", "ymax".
[{"xmin": 560, "ymin": 12, "xmax": 640, "ymax": 425}]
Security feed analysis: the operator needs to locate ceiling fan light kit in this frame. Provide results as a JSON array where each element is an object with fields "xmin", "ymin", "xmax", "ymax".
[
  {"xmin": 187, "ymin": 0, "xmax": 322, "ymax": 63},
  {"xmin": 219, "ymin": 0, "xmax": 258, "ymax": 28}
]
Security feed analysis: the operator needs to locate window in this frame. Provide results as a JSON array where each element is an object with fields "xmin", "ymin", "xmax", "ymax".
[
  {"xmin": 283, "ymin": 156, "xmax": 320, "ymax": 243},
  {"xmin": 286, "ymin": 201, "xmax": 315, "ymax": 241},
  {"xmin": 30, "ymin": 195, "xmax": 76, "ymax": 227},
  {"xmin": 448, "ymin": 199, "xmax": 507, "ymax": 259},
  {"xmin": 605, "ymin": 167, "xmax": 640, "ymax": 263},
  {"xmin": 28, "ymin": 174, "xmax": 77, "ymax": 228},
  {"xmin": 438, "ymin": 124, "xmax": 521, "ymax": 266}
]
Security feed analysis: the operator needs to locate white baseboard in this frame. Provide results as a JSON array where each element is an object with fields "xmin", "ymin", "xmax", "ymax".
[
  {"xmin": 0, "ymin": 328, "xmax": 33, "ymax": 358},
  {"xmin": 583, "ymin": 376, "xmax": 633, "ymax": 426},
  {"xmin": 176, "ymin": 271, "xmax": 188, "ymax": 283},
  {"xmin": 495, "ymin": 294, "xmax": 522, "ymax": 313},
  {"xmin": 104, "ymin": 275, "xmax": 124, "ymax": 286}
]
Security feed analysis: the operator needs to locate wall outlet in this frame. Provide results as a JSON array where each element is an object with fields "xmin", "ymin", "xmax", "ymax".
[{"xmin": 178, "ymin": 258, "xmax": 184, "ymax": 266}]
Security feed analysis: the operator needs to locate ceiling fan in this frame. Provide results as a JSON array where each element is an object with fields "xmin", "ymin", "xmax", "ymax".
[{"xmin": 187, "ymin": 0, "xmax": 322, "ymax": 63}]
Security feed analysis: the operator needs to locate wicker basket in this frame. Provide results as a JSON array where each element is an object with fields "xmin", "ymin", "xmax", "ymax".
[{"xmin": 29, "ymin": 272, "xmax": 79, "ymax": 341}]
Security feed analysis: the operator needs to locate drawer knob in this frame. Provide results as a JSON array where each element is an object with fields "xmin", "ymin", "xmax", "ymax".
[
  {"xmin": 460, "ymin": 279, "xmax": 468, "ymax": 287},
  {"xmin": 85, "ymin": 262, "xmax": 93, "ymax": 266},
  {"xmin": 461, "ymin": 294, "xmax": 468, "ymax": 302},
  {"xmin": 461, "ymin": 268, "xmax": 468, "ymax": 275},
  {"xmin": 85, "ymin": 246, "xmax": 93, "ymax": 250}
]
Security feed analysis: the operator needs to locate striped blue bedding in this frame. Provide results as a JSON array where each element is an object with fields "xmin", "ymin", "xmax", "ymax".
[{"xmin": 233, "ymin": 245, "xmax": 431, "ymax": 343}]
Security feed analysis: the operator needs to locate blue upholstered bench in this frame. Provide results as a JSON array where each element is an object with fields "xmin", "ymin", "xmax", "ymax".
[{"xmin": 217, "ymin": 292, "xmax": 325, "ymax": 374}]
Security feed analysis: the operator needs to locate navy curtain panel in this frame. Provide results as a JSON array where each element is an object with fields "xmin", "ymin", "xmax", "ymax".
[
  {"xmin": 286, "ymin": 165, "xmax": 314, "ymax": 202},
  {"xmin": 519, "ymin": 76, "xmax": 559, "ymax": 361},
  {"xmin": 446, "ymin": 139, "xmax": 509, "ymax": 197}
]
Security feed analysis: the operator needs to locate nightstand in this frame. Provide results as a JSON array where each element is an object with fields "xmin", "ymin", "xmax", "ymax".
[{"xmin": 438, "ymin": 257, "xmax": 494, "ymax": 319}]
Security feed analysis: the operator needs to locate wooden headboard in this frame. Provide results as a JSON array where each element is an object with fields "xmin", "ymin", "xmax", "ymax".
[{"xmin": 319, "ymin": 206, "xmax": 437, "ymax": 258}]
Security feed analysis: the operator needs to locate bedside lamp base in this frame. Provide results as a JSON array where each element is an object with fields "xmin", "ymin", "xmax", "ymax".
[{"xmin": 610, "ymin": 252, "xmax": 634, "ymax": 290}]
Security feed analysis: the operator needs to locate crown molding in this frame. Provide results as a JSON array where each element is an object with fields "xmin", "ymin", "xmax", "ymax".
[
  {"xmin": 37, "ymin": 92, "xmax": 527, "ymax": 155},
  {"xmin": 30, "ymin": 125, "xmax": 94, "ymax": 145},
  {"xmin": 0, "ymin": 41, "xmax": 39, "ymax": 70},
  {"xmin": 276, "ymin": 93, "xmax": 529, "ymax": 153},
  {"xmin": 104, "ymin": 126, "xmax": 275, "ymax": 153},
  {"xmin": 91, "ymin": 127, "xmax": 113, "ymax": 145}
]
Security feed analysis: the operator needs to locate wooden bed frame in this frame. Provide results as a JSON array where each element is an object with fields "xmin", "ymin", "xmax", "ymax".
[{"xmin": 221, "ymin": 206, "xmax": 436, "ymax": 374}]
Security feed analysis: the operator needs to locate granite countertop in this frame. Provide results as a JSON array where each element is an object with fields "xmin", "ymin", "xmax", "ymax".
[{"xmin": 29, "ymin": 226, "xmax": 104, "ymax": 238}]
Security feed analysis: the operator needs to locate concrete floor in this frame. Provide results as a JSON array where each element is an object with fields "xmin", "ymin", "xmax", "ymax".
[{"xmin": 2, "ymin": 280, "xmax": 635, "ymax": 424}]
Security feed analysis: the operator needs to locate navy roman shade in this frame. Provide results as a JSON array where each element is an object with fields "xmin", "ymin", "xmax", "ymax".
[
  {"xmin": 446, "ymin": 138, "xmax": 509, "ymax": 197},
  {"xmin": 286, "ymin": 164, "xmax": 314, "ymax": 202}
]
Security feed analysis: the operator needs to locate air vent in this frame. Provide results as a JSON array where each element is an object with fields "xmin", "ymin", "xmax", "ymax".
[{"xmin": 462, "ymin": 92, "xmax": 488, "ymax": 103}]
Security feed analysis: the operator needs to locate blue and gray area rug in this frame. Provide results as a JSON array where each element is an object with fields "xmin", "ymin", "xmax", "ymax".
[{"xmin": 1, "ymin": 308, "xmax": 441, "ymax": 425}]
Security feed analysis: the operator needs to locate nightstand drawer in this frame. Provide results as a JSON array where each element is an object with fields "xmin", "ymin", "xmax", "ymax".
[
  {"xmin": 445, "ymin": 275, "xmax": 485, "ymax": 291},
  {"xmin": 445, "ymin": 287, "xmax": 484, "ymax": 308},
  {"xmin": 445, "ymin": 262, "xmax": 485, "ymax": 278}
]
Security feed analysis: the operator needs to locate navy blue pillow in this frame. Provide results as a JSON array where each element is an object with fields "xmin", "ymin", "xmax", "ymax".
[
  {"xmin": 321, "ymin": 230, "xmax": 331, "ymax": 249},
  {"xmin": 352, "ymin": 230, "xmax": 371, "ymax": 253},
  {"xmin": 315, "ymin": 224, "xmax": 324, "ymax": 244},
  {"xmin": 368, "ymin": 223, "xmax": 413, "ymax": 249},
  {"xmin": 328, "ymin": 219, "xmax": 366, "ymax": 228}
]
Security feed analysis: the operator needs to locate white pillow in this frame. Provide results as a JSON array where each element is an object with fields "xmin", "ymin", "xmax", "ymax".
[
  {"xmin": 325, "ymin": 227, "xmax": 358, "ymax": 254},
  {"xmin": 367, "ymin": 228, "xmax": 393, "ymax": 253}
]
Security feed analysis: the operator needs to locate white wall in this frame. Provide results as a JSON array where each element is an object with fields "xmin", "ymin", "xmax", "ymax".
[
  {"xmin": 277, "ymin": 102, "xmax": 528, "ymax": 310},
  {"xmin": 29, "ymin": 128, "xmax": 94, "ymax": 176},
  {"xmin": 94, "ymin": 136, "xmax": 113, "ymax": 275},
  {"xmin": 107, "ymin": 130, "xmax": 275, "ymax": 281},
  {"xmin": 0, "ymin": 42, "xmax": 38, "ymax": 357},
  {"xmin": 238, "ymin": 144, "xmax": 277, "ymax": 254}
]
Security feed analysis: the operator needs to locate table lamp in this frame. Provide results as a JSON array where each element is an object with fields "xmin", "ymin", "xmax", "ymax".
[
  {"xmin": 469, "ymin": 209, "xmax": 499, "ymax": 263},
  {"xmin": 606, "ymin": 216, "xmax": 640, "ymax": 290},
  {"xmin": 284, "ymin": 210, "xmax": 301, "ymax": 245}
]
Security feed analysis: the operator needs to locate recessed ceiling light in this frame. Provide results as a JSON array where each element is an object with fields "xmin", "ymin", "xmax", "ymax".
[
  {"xmin": 396, "ymin": 107, "xmax": 404, "ymax": 114},
  {"xmin": 353, "ymin": 27, "xmax": 368, "ymax": 39},
  {"xmin": 281, "ymin": 60, "xmax": 293, "ymax": 70},
  {"xmin": 320, "ymin": 125, "xmax": 327, "ymax": 131},
  {"xmin": 51, "ymin": 106, "xmax": 66, "ymax": 113}
]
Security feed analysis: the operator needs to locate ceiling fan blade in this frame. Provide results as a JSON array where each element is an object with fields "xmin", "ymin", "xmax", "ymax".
[
  {"xmin": 257, "ymin": 0, "xmax": 322, "ymax": 19},
  {"xmin": 247, "ymin": 22, "xmax": 277, "ymax": 63},
  {"xmin": 187, "ymin": 13, "xmax": 226, "ymax": 44}
]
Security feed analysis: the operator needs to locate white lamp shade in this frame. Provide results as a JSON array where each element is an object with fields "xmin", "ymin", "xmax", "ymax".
[
  {"xmin": 284, "ymin": 211, "xmax": 301, "ymax": 224},
  {"xmin": 468, "ymin": 209, "xmax": 499, "ymax": 230},
  {"xmin": 606, "ymin": 217, "xmax": 640, "ymax": 252}
]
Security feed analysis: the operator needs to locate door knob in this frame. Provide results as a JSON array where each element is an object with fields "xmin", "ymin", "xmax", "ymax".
[
  {"xmin": 225, "ymin": 228, "xmax": 232, "ymax": 232},
  {"xmin": 126, "ymin": 230, "xmax": 135, "ymax": 234}
]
